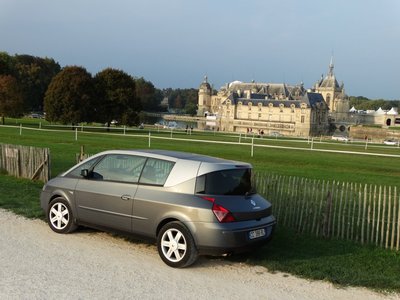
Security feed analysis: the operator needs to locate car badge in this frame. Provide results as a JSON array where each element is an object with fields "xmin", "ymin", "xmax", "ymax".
[{"xmin": 250, "ymin": 199, "xmax": 256, "ymax": 206}]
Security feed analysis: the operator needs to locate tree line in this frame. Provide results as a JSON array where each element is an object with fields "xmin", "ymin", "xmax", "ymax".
[
  {"xmin": 0, "ymin": 52, "xmax": 199, "ymax": 126},
  {"xmin": 349, "ymin": 96, "xmax": 400, "ymax": 111}
]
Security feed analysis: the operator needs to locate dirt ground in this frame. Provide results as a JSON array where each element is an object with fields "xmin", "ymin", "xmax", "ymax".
[{"xmin": 0, "ymin": 209, "xmax": 398, "ymax": 300}]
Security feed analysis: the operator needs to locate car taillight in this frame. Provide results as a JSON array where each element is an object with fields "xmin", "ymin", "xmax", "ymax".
[{"xmin": 201, "ymin": 196, "xmax": 236, "ymax": 223}]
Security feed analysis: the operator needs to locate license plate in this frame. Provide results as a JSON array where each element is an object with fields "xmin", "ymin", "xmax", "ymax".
[{"xmin": 249, "ymin": 228, "xmax": 266, "ymax": 240}]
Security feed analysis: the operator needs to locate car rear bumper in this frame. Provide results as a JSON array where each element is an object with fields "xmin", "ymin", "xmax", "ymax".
[{"xmin": 186, "ymin": 215, "xmax": 276, "ymax": 256}]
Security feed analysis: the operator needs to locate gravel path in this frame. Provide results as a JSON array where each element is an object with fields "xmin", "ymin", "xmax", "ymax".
[{"xmin": 0, "ymin": 209, "xmax": 398, "ymax": 300}]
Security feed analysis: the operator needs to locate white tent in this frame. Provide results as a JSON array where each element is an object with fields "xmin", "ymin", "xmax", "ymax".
[
  {"xmin": 375, "ymin": 107, "xmax": 385, "ymax": 115},
  {"xmin": 349, "ymin": 106, "xmax": 357, "ymax": 113},
  {"xmin": 387, "ymin": 107, "xmax": 398, "ymax": 115}
]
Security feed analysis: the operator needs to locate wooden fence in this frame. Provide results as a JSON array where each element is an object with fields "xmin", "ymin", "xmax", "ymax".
[
  {"xmin": 0, "ymin": 144, "xmax": 50, "ymax": 182},
  {"xmin": 254, "ymin": 172, "xmax": 400, "ymax": 251}
]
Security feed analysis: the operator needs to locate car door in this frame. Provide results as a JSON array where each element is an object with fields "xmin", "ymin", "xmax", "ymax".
[
  {"xmin": 74, "ymin": 154, "xmax": 146, "ymax": 232},
  {"xmin": 132, "ymin": 158, "xmax": 175, "ymax": 236}
]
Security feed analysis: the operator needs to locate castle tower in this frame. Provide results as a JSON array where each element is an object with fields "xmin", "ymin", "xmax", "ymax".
[
  {"xmin": 314, "ymin": 58, "xmax": 349, "ymax": 121},
  {"xmin": 197, "ymin": 76, "xmax": 212, "ymax": 116}
]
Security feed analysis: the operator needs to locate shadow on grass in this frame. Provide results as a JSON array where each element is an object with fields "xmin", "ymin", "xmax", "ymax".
[{"xmin": 230, "ymin": 226, "xmax": 400, "ymax": 292}]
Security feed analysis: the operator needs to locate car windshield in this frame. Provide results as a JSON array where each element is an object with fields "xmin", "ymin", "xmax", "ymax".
[{"xmin": 196, "ymin": 168, "xmax": 254, "ymax": 195}]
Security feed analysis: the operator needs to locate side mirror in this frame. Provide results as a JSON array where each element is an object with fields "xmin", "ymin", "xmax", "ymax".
[{"xmin": 80, "ymin": 169, "xmax": 89, "ymax": 177}]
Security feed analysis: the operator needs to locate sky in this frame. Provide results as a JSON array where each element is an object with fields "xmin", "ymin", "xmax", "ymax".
[{"xmin": 1, "ymin": 0, "xmax": 399, "ymax": 99}]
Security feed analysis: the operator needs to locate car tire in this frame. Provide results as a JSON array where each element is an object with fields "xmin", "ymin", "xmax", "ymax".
[
  {"xmin": 157, "ymin": 221, "xmax": 198, "ymax": 268},
  {"xmin": 47, "ymin": 197, "xmax": 77, "ymax": 234}
]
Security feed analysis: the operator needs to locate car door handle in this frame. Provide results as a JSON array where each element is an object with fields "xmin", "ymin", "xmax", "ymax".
[{"xmin": 121, "ymin": 195, "xmax": 133, "ymax": 201}]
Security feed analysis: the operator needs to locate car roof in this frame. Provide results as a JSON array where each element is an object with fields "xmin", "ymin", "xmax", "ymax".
[
  {"xmin": 98, "ymin": 149, "xmax": 250, "ymax": 165},
  {"xmin": 62, "ymin": 149, "xmax": 252, "ymax": 187}
]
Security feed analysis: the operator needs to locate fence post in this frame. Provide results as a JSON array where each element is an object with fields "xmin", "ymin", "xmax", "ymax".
[
  {"xmin": 375, "ymin": 186, "xmax": 382, "ymax": 245},
  {"xmin": 371, "ymin": 185, "xmax": 377, "ymax": 245},
  {"xmin": 323, "ymin": 188, "xmax": 333, "ymax": 238},
  {"xmin": 251, "ymin": 137, "xmax": 254, "ymax": 157},
  {"xmin": 391, "ymin": 187, "xmax": 397, "ymax": 250},
  {"xmin": 386, "ymin": 186, "xmax": 391, "ymax": 249},
  {"xmin": 366, "ymin": 184, "xmax": 372, "ymax": 244},
  {"xmin": 75, "ymin": 128, "xmax": 78, "ymax": 141},
  {"xmin": 19, "ymin": 124, "xmax": 22, "ymax": 135},
  {"xmin": 397, "ymin": 189, "xmax": 400, "ymax": 251},
  {"xmin": 148, "ymin": 132, "xmax": 151, "ymax": 148},
  {"xmin": 381, "ymin": 186, "xmax": 387, "ymax": 247}
]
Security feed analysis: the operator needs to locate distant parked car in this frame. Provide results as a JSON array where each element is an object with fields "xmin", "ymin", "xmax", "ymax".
[
  {"xmin": 40, "ymin": 149, "xmax": 276, "ymax": 268},
  {"xmin": 30, "ymin": 113, "xmax": 43, "ymax": 119},
  {"xmin": 332, "ymin": 135, "xmax": 349, "ymax": 142},
  {"xmin": 269, "ymin": 131, "xmax": 283, "ymax": 137},
  {"xmin": 383, "ymin": 139, "xmax": 398, "ymax": 145}
]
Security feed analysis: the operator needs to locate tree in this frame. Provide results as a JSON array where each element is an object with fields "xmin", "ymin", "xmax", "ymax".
[
  {"xmin": 94, "ymin": 68, "xmax": 140, "ymax": 126},
  {"xmin": 0, "ymin": 52, "xmax": 14, "ymax": 76},
  {"xmin": 13, "ymin": 54, "xmax": 61, "ymax": 112},
  {"xmin": 44, "ymin": 66, "xmax": 95, "ymax": 124},
  {"xmin": 184, "ymin": 102, "xmax": 197, "ymax": 115},
  {"xmin": 165, "ymin": 88, "xmax": 198, "ymax": 111},
  {"xmin": 0, "ymin": 75, "xmax": 24, "ymax": 123},
  {"xmin": 135, "ymin": 77, "xmax": 162, "ymax": 111}
]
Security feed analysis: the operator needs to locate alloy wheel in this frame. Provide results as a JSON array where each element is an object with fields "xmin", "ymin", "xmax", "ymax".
[
  {"xmin": 49, "ymin": 202, "xmax": 70, "ymax": 230},
  {"xmin": 160, "ymin": 228, "xmax": 187, "ymax": 262}
]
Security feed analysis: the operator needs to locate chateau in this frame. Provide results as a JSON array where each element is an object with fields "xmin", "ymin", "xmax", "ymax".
[{"xmin": 197, "ymin": 60, "xmax": 349, "ymax": 137}]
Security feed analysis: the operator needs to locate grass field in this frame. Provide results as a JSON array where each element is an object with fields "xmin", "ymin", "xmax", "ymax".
[
  {"xmin": 1, "ymin": 119, "xmax": 400, "ymax": 186},
  {"xmin": 1, "ymin": 119, "xmax": 400, "ymax": 292}
]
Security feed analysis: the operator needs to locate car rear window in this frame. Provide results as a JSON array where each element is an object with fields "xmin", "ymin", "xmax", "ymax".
[{"xmin": 195, "ymin": 168, "xmax": 254, "ymax": 195}]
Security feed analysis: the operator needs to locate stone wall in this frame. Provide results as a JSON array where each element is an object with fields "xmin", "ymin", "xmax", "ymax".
[{"xmin": 349, "ymin": 125, "xmax": 400, "ymax": 142}]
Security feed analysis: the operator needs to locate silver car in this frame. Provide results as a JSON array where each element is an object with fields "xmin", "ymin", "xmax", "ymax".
[{"xmin": 40, "ymin": 149, "xmax": 276, "ymax": 267}]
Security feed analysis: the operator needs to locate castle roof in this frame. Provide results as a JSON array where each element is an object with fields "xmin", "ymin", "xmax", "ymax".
[
  {"xmin": 224, "ymin": 81, "xmax": 305, "ymax": 100},
  {"xmin": 229, "ymin": 92, "xmax": 327, "ymax": 109},
  {"xmin": 315, "ymin": 58, "xmax": 342, "ymax": 89},
  {"xmin": 199, "ymin": 76, "xmax": 211, "ymax": 90}
]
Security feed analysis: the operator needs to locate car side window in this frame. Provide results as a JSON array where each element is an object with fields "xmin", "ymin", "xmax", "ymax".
[
  {"xmin": 91, "ymin": 154, "xmax": 146, "ymax": 183},
  {"xmin": 67, "ymin": 156, "xmax": 101, "ymax": 178},
  {"xmin": 139, "ymin": 158, "xmax": 174, "ymax": 186}
]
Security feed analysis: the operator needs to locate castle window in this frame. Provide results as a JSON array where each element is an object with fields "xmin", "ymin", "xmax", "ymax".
[
  {"xmin": 301, "ymin": 103, "xmax": 306, "ymax": 114},
  {"xmin": 301, "ymin": 116, "xmax": 305, "ymax": 123},
  {"xmin": 326, "ymin": 94, "xmax": 331, "ymax": 107}
]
